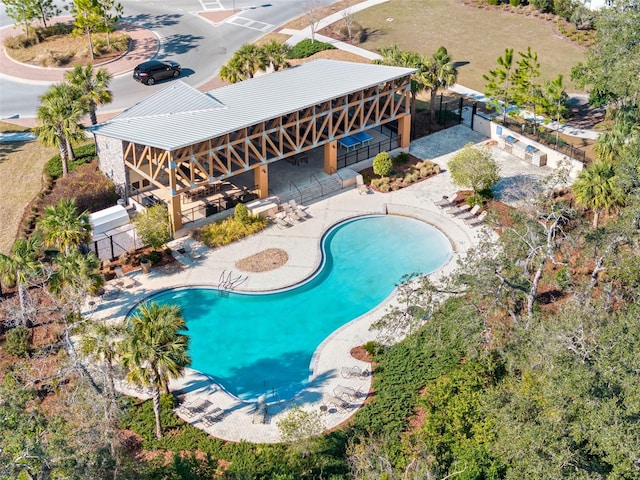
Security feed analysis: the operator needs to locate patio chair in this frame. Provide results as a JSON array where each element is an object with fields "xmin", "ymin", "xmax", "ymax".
[
  {"xmin": 325, "ymin": 394, "xmax": 350, "ymax": 412},
  {"xmin": 334, "ymin": 384, "xmax": 361, "ymax": 401},
  {"xmin": 113, "ymin": 266, "xmax": 137, "ymax": 288},
  {"xmin": 446, "ymin": 203, "xmax": 472, "ymax": 216},
  {"xmin": 201, "ymin": 407, "xmax": 224, "ymax": 426},
  {"xmin": 356, "ymin": 174, "xmax": 371, "ymax": 195},
  {"xmin": 177, "ymin": 399, "xmax": 211, "ymax": 418},
  {"xmin": 289, "ymin": 199, "xmax": 310, "ymax": 218},
  {"xmin": 434, "ymin": 192, "xmax": 459, "ymax": 209},
  {"xmin": 341, "ymin": 366, "xmax": 363, "ymax": 378},
  {"xmin": 457, "ymin": 204, "xmax": 481, "ymax": 220},
  {"xmin": 251, "ymin": 403, "xmax": 269, "ymax": 424},
  {"xmin": 268, "ymin": 211, "xmax": 291, "ymax": 229},
  {"xmin": 465, "ymin": 210, "xmax": 487, "ymax": 227}
]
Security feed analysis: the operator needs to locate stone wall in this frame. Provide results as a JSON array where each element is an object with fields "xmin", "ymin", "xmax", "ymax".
[{"xmin": 94, "ymin": 135, "xmax": 127, "ymax": 195}]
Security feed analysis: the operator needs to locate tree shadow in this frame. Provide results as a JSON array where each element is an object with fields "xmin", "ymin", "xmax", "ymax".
[
  {"xmin": 124, "ymin": 13, "xmax": 182, "ymax": 29},
  {"xmin": 159, "ymin": 33, "xmax": 205, "ymax": 56}
]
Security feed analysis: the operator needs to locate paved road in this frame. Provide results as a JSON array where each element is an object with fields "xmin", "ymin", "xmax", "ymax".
[{"xmin": 0, "ymin": 0, "xmax": 337, "ymax": 119}]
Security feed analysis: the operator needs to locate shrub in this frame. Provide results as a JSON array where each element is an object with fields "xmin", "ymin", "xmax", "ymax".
[
  {"xmin": 44, "ymin": 162, "xmax": 118, "ymax": 213},
  {"xmin": 44, "ymin": 143, "xmax": 97, "ymax": 179},
  {"xmin": 4, "ymin": 325, "xmax": 31, "ymax": 357},
  {"xmin": 379, "ymin": 183, "xmax": 391, "ymax": 193},
  {"xmin": 133, "ymin": 204, "xmax": 172, "ymax": 250},
  {"xmin": 419, "ymin": 167, "xmax": 432, "ymax": 177},
  {"xmin": 194, "ymin": 215, "xmax": 268, "ymax": 248},
  {"xmin": 510, "ymin": 0, "xmax": 521, "ymax": 5},
  {"xmin": 363, "ymin": 341, "xmax": 384, "ymax": 357},
  {"xmin": 287, "ymin": 38, "xmax": 336, "ymax": 59},
  {"xmin": 448, "ymin": 143, "xmax": 500, "ymax": 195},
  {"xmin": 146, "ymin": 250, "xmax": 163, "ymax": 264},
  {"xmin": 234, "ymin": 203, "xmax": 250, "ymax": 224},
  {"xmin": 373, "ymin": 152, "xmax": 393, "ymax": 177},
  {"xmin": 394, "ymin": 151, "xmax": 408, "ymax": 166}
]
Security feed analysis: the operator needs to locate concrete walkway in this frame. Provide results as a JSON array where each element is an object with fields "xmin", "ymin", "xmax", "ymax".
[{"xmin": 88, "ymin": 124, "xmax": 571, "ymax": 443}]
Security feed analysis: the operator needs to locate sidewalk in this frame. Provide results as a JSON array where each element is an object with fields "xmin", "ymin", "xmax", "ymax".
[{"xmin": 0, "ymin": 17, "xmax": 159, "ymax": 85}]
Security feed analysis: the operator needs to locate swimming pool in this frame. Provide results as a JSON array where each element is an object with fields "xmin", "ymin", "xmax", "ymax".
[{"xmin": 137, "ymin": 215, "xmax": 452, "ymax": 400}]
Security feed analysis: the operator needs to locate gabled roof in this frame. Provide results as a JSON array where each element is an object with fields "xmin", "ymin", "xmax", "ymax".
[{"xmin": 91, "ymin": 59, "xmax": 416, "ymax": 151}]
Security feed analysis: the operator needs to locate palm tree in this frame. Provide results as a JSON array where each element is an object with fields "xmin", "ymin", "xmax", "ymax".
[
  {"xmin": 427, "ymin": 46, "xmax": 458, "ymax": 125},
  {"xmin": 0, "ymin": 236, "xmax": 43, "ymax": 327},
  {"xmin": 219, "ymin": 56, "xmax": 245, "ymax": 84},
  {"xmin": 594, "ymin": 119, "xmax": 638, "ymax": 163},
  {"xmin": 119, "ymin": 302, "xmax": 191, "ymax": 439},
  {"xmin": 38, "ymin": 198, "xmax": 92, "ymax": 254},
  {"xmin": 81, "ymin": 322, "xmax": 123, "ymax": 399},
  {"xmin": 235, "ymin": 43, "xmax": 268, "ymax": 79},
  {"xmin": 376, "ymin": 45, "xmax": 432, "ymax": 132},
  {"xmin": 573, "ymin": 160, "xmax": 625, "ymax": 228},
  {"xmin": 49, "ymin": 249, "xmax": 104, "ymax": 300},
  {"xmin": 33, "ymin": 83, "xmax": 85, "ymax": 178},
  {"xmin": 65, "ymin": 65, "xmax": 113, "ymax": 125},
  {"xmin": 262, "ymin": 40, "xmax": 290, "ymax": 72}
]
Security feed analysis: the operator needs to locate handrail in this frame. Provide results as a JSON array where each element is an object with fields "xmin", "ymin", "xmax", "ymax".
[
  {"xmin": 310, "ymin": 173, "xmax": 323, "ymax": 197},
  {"xmin": 329, "ymin": 166, "xmax": 344, "ymax": 183},
  {"xmin": 289, "ymin": 181, "xmax": 302, "ymax": 203}
]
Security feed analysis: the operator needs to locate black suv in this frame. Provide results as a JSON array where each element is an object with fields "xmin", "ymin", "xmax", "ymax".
[{"xmin": 133, "ymin": 60, "xmax": 181, "ymax": 85}]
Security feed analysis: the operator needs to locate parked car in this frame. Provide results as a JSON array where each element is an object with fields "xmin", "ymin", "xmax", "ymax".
[{"xmin": 133, "ymin": 60, "xmax": 181, "ymax": 85}]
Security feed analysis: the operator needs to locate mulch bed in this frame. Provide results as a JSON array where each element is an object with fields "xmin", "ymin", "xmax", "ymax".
[{"xmin": 235, "ymin": 248, "xmax": 289, "ymax": 273}]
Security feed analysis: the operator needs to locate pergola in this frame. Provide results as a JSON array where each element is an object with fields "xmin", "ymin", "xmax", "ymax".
[{"xmin": 92, "ymin": 60, "xmax": 416, "ymax": 233}]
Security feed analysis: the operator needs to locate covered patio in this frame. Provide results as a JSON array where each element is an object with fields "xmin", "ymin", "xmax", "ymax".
[{"xmin": 91, "ymin": 60, "xmax": 416, "ymax": 233}]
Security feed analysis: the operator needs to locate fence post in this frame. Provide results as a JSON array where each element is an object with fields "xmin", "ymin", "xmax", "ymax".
[
  {"xmin": 471, "ymin": 103, "xmax": 477, "ymax": 130},
  {"xmin": 458, "ymin": 97, "xmax": 463, "ymax": 124}
]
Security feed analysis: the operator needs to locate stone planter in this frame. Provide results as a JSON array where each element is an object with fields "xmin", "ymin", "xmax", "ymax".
[{"xmin": 140, "ymin": 258, "xmax": 151, "ymax": 274}]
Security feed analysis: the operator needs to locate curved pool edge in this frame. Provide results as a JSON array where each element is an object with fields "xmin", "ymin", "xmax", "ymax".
[{"xmin": 86, "ymin": 202, "xmax": 473, "ymax": 444}]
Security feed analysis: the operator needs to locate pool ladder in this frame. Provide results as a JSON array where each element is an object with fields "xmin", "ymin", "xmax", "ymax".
[{"xmin": 218, "ymin": 270, "xmax": 247, "ymax": 296}]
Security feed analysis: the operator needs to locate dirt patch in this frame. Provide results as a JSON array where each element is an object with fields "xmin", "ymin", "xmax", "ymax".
[
  {"xmin": 235, "ymin": 248, "xmax": 288, "ymax": 272},
  {"xmin": 350, "ymin": 345, "xmax": 372, "ymax": 363}
]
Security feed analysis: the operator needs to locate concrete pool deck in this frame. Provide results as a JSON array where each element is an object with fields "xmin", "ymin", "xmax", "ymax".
[{"xmin": 88, "ymin": 125, "xmax": 575, "ymax": 443}]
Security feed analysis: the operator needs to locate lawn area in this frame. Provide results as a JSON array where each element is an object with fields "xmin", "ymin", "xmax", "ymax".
[
  {"xmin": 334, "ymin": 0, "xmax": 586, "ymax": 92},
  {"xmin": 0, "ymin": 122, "xmax": 54, "ymax": 255}
]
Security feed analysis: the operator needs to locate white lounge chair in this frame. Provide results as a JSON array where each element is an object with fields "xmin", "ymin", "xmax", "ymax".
[
  {"xmin": 457, "ymin": 204, "xmax": 481, "ymax": 220},
  {"xmin": 434, "ymin": 192, "xmax": 459, "ymax": 209},
  {"xmin": 356, "ymin": 174, "xmax": 371, "ymax": 195},
  {"xmin": 465, "ymin": 210, "xmax": 487, "ymax": 227},
  {"xmin": 334, "ymin": 384, "xmax": 361, "ymax": 401},
  {"xmin": 446, "ymin": 203, "xmax": 472, "ymax": 216}
]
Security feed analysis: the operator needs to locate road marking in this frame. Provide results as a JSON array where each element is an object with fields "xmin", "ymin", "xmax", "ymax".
[
  {"xmin": 226, "ymin": 16, "xmax": 273, "ymax": 32},
  {"xmin": 200, "ymin": 0, "xmax": 224, "ymax": 10}
]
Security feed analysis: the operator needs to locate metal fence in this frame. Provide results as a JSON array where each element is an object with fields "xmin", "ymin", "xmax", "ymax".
[
  {"xmin": 337, "ymin": 127, "xmax": 398, "ymax": 169},
  {"xmin": 90, "ymin": 224, "xmax": 144, "ymax": 261}
]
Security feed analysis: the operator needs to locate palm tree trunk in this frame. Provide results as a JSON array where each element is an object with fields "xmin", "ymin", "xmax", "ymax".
[
  {"xmin": 152, "ymin": 387, "xmax": 163, "ymax": 439},
  {"xmin": 89, "ymin": 100, "xmax": 98, "ymax": 126},
  {"xmin": 593, "ymin": 210, "xmax": 600, "ymax": 229},
  {"xmin": 57, "ymin": 128, "xmax": 69, "ymax": 177},
  {"xmin": 429, "ymin": 87, "xmax": 437, "ymax": 125},
  {"xmin": 18, "ymin": 283, "xmax": 31, "ymax": 328}
]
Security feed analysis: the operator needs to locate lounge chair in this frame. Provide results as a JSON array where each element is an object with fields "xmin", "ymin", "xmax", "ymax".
[
  {"xmin": 356, "ymin": 174, "xmax": 371, "ymax": 195},
  {"xmin": 289, "ymin": 199, "xmax": 310, "ymax": 218},
  {"xmin": 177, "ymin": 399, "xmax": 211, "ymax": 418},
  {"xmin": 341, "ymin": 365, "xmax": 369, "ymax": 379},
  {"xmin": 446, "ymin": 203, "xmax": 472, "ymax": 216},
  {"xmin": 201, "ymin": 407, "xmax": 224, "ymax": 426},
  {"xmin": 114, "ymin": 266, "xmax": 137, "ymax": 288},
  {"xmin": 283, "ymin": 204, "xmax": 303, "ymax": 223},
  {"xmin": 434, "ymin": 192, "xmax": 459, "ymax": 209},
  {"xmin": 251, "ymin": 403, "xmax": 269, "ymax": 424},
  {"xmin": 465, "ymin": 211, "xmax": 487, "ymax": 227},
  {"xmin": 325, "ymin": 395, "xmax": 350, "ymax": 412},
  {"xmin": 334, "ymin": 384, "xmax": 361, "ymax": 401},
  {"xmin": 268, "ymin": 211, "xmax": 290, "ymax": 229},
  {"xmin": 456, "ymin": 204, "xmax": 481, "ymax": 220}
]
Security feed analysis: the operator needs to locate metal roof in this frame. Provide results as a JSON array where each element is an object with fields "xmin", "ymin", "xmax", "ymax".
[{"xmin": 91, "ymin": 59, "xmax": 416, "ymax": 151}]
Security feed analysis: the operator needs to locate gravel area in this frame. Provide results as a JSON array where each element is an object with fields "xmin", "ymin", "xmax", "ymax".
[{"xmin": 235, "ymin": 248, "xmax": 289, "ymax": 272}]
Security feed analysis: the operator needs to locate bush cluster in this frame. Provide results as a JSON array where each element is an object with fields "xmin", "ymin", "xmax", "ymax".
[
  {"xmin": 287, "ymin": 38, "xmax": 336, "ymax": 59},
  {"xmin": 44, "ymin": 143, "xmax": 97, "ymax": 180},
  {"xmin": 193, "ymin": 212, "xmax": 268, "ymax": 248}
]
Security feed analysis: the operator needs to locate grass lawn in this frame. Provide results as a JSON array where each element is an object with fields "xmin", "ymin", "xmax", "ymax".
[
  {"xmin": 316, "ymin": 0, "xmax": 585, "ymax": 93},
  {"xmin": 0, "ymin": 122, "xmax": 55, "ymax": 255}
]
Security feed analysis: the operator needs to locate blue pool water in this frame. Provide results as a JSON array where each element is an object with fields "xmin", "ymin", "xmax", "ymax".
[{"xmin": 137, "ymin": 215, "xmax": 451, "ymax": 400}]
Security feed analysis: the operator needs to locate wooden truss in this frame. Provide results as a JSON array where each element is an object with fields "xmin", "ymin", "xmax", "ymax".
[{"xmin": 122, "ymin": 74, "xmax": 413, "ymax": 195}]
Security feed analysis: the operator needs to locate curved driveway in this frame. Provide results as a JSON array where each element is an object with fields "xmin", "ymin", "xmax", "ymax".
[{"xmin": 0, "ymin": 0, "xmax": 338, "ymax": 119}]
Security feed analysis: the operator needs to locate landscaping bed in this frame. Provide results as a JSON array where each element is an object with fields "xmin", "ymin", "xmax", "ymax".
[{"xmin": 359, "ymin": 152, "xmax": 441, "ymax": 192}]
